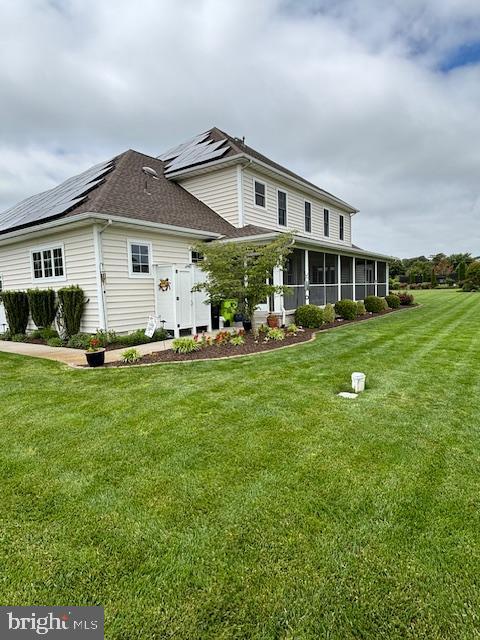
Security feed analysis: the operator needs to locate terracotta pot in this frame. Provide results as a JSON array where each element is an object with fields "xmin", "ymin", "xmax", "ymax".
[
  {"xmin": 85, "ymin": 348, "xmax": 105, "ymax": 367},
  {"xmin": 267, "ymin": 315, "xmax": 279, "ymax": 328}
]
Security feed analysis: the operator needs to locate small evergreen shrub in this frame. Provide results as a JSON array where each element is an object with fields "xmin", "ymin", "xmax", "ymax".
[
  {"xmin": 294, "ymin": 304, "xmax": 324, "ymax": 328},
  {"xmin": 57, "ymin": 286, "xmax": 86, "ymax": 337},
  {"xmin": 66, "ymin": 333, "xmax": 92, "ymax": 349},
  {"xmin": 27, "ymin": 289, "xmax": 57, "ymax": 329},
  {"xmin": 323, "ymin": 303, "xmax": 335, "ymax": 324},
  {"xmin": 172, "ymin": 337, "xmax": 201, "ymax": 353},
  {"xmin": 115, "ymin": 328, "xmax": 169, "ymax": 347},
  {"xmin": 364, "ymin": 296, "xmax": 387, "ymax": 313},
  {"xmin": 1, "ymin": 291, "xmax": 29, "ymax": 334},
  {"xmin": 398, "ymin": 292, "xmax": 415, "ymax": 305},
  {"xmin": 47, "ymin": 337, "xmax": 64, "ymax": 347},
  {"xmin": 121, "ymin": 348, "xmax": 141, "ymax": 363},
  {"xmin": 334, "ymin": 299, "xmax": 357, "ymax": 320},
  {"xmin": 356, "ymin": 301, "xmax": 366, "ymax": 316},
  {"xmin": 31, "ymin": 327, "xmax": 58, "ymax": 341},
  {"xmin": 11, "ymin": 333, "xmax": 27, "ymax": 342},
  {"xmin": 385, "ymin": 294, "xmax": 401, "ymax": 309}
]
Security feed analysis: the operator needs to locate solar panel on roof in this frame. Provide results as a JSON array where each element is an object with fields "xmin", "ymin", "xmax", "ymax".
[
  {"xmin": 159, "ymin": 132, "xmax": 229, "ymax": 174},
  {"xmin": 0, "ymin": 158, "xmax": 114, "ymax": 233}
]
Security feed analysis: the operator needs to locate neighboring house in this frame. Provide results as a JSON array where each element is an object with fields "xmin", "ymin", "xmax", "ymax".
[{"xmin": 0, "ymin": 127, "xmax": 390, "ymax": 335}]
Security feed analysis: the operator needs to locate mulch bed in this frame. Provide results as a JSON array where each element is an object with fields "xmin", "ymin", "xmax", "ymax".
[{"xmin": 105, "ymin": 305, "xmax": 416, "ymax": 367}]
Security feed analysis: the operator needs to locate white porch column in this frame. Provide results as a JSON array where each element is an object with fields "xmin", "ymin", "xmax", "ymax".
[
  {"xmin": 352, "ymin": 256, "xmax": 356, "ymax": 301},
  {"xmin": 304, "ymin": 249, "xmax": 309, "ymax": 304},
  {"xmin": 374, "ymin": 260, "xmax": 378, "ymax": 296},
  {"xmin": 337, "ymin": 254, "xmax": 341, "ymax": 301},
  {"xmin": 273, "ymin": 265, "xmax": 283, "ymax": 313},
  {"xmin": 386, "ymin": 262, "xmax": 390, "ymax": 295}
]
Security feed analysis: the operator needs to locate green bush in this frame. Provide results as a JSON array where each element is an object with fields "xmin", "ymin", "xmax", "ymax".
[
  {"xmin": 0, "ymin": 330, "xmax": 11, "ymax": 341},
  {"xmin": 294, "ymin": 304, "xmax": 324, "ymax": 328},
  {"xmin": 31, "ymin": 327, "xmax": 58, "ymax": 341},
  {"xmin": 66, "ymin": 333, "xmax": 92, "ymax": 349},
  {"xmin": 323, "ymin": 303, "xmax": 335, "ymax": 324},
  {"xmin": 385, "ymin": 294, "xmax": 401, "ymax": 309},
  {"xmin": 47, "ymin": 337, "xmax": 64, "ymax": 347},
  {"xmin": 27, "ymin": 289, "xmax": 57, "ymax": 329},
  {"xmin": 398, "ymin": 292, "xmax": 415, "ymax": 305},
  {"xmin": 267, "ymin": 327, "xmax": 285, "ymax": 341},
  {"xmin": 364, "ymin": 296, "xmax": 387, "ymax": 313},
  {"xmin": 172, "ymin": 337, "xmax": 201, "ymax": 354},
  {"xmin": 286, "ymin": 323, "xmax": 299, "ymax": 334},
  {"xmin": 230, "ymin": 335, "xmax": 245, "ymax": 346},
  {"xmin": 465, "ymin": 262, "xmax": 480, "ymax": 288},
  {"xmin": 356, "ymin": 301, "xmax": 366, "ymax": 316},
  {"xmin": 11, "ymin": 333, "xmax": 27, "ymax": 342},
  {"xmin": 121, "ymin": 348, "xmax": 141, "ymax": 363},
  {"xmin": 1, "ymin": 291, "xmax": 29, "ymax": 334},
  {"xmin": 334, "ymin": 299, "xmax": 357, "ymax": 320},
  {"xmin": 115, "ymin": 327, "xmax": 169, "ymax": 347},
  {"xmin": 57, "ymin": 286, "xmax": 86, "ymax": 337}
]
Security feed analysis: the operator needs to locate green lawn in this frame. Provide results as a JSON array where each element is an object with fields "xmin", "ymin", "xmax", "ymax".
[{"xmin": 1, "ymin": 290, "xmax": 480, "ymax": 639}]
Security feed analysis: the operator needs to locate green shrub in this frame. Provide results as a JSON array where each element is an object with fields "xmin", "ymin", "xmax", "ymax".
[
  {"xmin": 27, "ymin": 289, "xmax": 57, "ymax": 329},
  {"xmin": 457, "ymin": 261, "xmax": 466, "ymax": 282},
  {"xmin": 1, "ymin": 291, "xmax": 29, "ymax": 334},
  {"xmin": 323, "ymin": 303, "xmax": 335, "ymax": 324},
  {"xmin": 294, "ymin": 304, "xmax": 324, "ymax": 328},
  {"xmin": 121, "ymin": 347, "xmax": 141, "ymax": 363},
  {"xmin": 385, "ymin": 294, "xmax": 401, "ymax": 309},
  {"xmin": 230, "ymin": 335, "xmax": 245, "ymax": 346},
  {"xmin": 66, "ymin": 333, "xmax": 92, "ymax": 349},
  {"xmin": 11, "ymin": 333, "xmax": 27, "ymax": 342},
  {"xmin": 286, "ymin": 323, "xmax": 299, "ymax": 334},
  {"xmin": 356, "ymin": 301, "xmax": 366, "ymax": 316},
  {"xmin": 465, "ymin": 262, "xmax": 480, "ymax": 288},
  {"xmin": 334, "ymin": 299, "xmax": 357, "ymax": 320},
  {"xmin": 267, "ymin": 327, "xmax": 285, "ymax": 341},
  {"xmin": 364, "ymin": 295, "xmax": 387, "ymax": 313},
  {"xmin": 172, "ymin": 337, "xmax": 201, "ymax": 353},
  {"xmin": 0, "ymin": 330, "xmax": 11, "ymax": 341},
  {"xmin": 47, "ymin": 337, "xmax": 64, "ymax": 347},
  {"xmin": 115, "ymin": 327, "xmax": 169, "ymax": 347},
  {"xmin": 31, "ymin": 327, "xmax": 58, "ymax": 341},
  {"xmin": 57, "ymin": 286, "xmax": 86, "ymax": 337}
]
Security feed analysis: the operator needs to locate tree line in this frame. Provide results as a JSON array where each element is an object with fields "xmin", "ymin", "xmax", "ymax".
[{"xmin": 389, "ymin": 252, "xmax": 478, "ymax": 285}]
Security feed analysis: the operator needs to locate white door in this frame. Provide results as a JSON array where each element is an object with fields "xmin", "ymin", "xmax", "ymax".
[
  {"xmin": 0, "ymin": 276, "xmax": 6, "ymax": 331},
  {"xmin": 175, "ymin": 268, "xmax": 193, "ymax": 329}
]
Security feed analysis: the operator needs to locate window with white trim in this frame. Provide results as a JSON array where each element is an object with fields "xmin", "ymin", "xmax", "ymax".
[
  {"xmin": 324, "ymin": 209, "xmax": 330, "ymax": 237},
  {"xmin": 304, "ymin": 201, "xmax": 312, "ymax": 233},
  {"xmin": 191, "ymin": 250, "xmax": 204, "ymax": 264},
  {"xmin": 31, "ymin": 246, "xmax": 64, "ymax": 280},
  {"xmin": 339, "ymin": 214, "xmax": 344, "ymax": 241},
  {"xmin": 129, "ymin": 241, "xmax": 151, "ymax": 275},
  {"xmin": 278, "ymin": 190, "xmax": 287, "ymax": 226},
  {"xmin": 254, "ymin": 180, "xmax": 266, "ymax": 208}
]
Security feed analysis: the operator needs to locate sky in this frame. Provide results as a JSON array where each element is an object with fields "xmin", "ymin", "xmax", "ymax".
[{"xmin": 0, "ymin": 0, "xmax": 479, "ymax": 258}]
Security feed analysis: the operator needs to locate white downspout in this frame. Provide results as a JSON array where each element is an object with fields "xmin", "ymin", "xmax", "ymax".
[{"xmin": 93, "ymin": 219, "xmax": 112, "ymax": 331}]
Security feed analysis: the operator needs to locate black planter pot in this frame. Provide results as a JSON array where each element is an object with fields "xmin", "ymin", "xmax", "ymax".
[
  {"xmin": 242, "ymin": 319, "xmax": 252, "ymax": 332},
  {"xmin": 85, "ymin": 348, "xmax": 105, "ymax": 367}
]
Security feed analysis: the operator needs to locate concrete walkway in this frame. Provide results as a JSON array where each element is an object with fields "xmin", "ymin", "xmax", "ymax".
[{"xmin": 0, "ymin": 338, "xmax": 176, "ymax": 366}]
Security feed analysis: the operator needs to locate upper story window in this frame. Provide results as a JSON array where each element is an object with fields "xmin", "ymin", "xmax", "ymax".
[
  {"xmin": 324, "ymin": 209, "xmax": 330, "ymax": 237},
  {"xmin": 339, "ymin": 214, "xmax": 344, "ymax": 241},
  {"xmin": 254, "ymin": 180, "xmax": 266, "ymax": 208},
  {"xmin": 278, "ymin": 190, "xmax": 287, "ymax": 226},
  {"xmin": 128, "ymin": 240, "xmax": 151, "ymax": 276},
  {"xmin": 31, "ymin": 245, "xmax": 65, "ymax": 280},
  {"xmin": 304, "ymin": 201, "xmax": 312, "ymax": 233},
  {"xmin": 191, "ymin": 250, "xmax": 204, "ymax": 264}
]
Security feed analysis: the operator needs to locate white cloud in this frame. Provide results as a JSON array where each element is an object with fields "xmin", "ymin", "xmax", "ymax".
[{"xmin": 0, "ymin": 0, "xmax": 479, "ymax": 256}]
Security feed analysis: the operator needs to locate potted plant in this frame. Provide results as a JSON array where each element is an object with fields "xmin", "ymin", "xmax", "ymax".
[
  {"xmin": 242, "ymin": 316, "xmax": 252, "ymax": 332},
  {"xmin": 85, "ymin": 336, "xmax": 105, "ymax": 367},
  {"xmin": 267, "ymin": 313, "xmax": 279, "ymax": 329}
]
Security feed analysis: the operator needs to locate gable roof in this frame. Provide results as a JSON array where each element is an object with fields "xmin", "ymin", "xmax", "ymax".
[
  {"xmin": 0, "ymin": 149, "xmax": 238, "ymax": 237},
  {"xmin": 160, "ymin": 126, "xmax": 358, "ymax": 213}
]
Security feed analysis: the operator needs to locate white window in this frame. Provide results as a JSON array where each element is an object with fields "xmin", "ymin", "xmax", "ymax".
[
  {"xmin": 191, "ymin": 250, "xmax": 204, "ymax": 264},
  {"xmin": 277, "ymin": 190, "xmax": 287, "ymax": 226},
  {"xmin": 254, "ymin": 179, "xmax": 266, "ymax": 208},
  {"xmin": 339, "ymin": 214, "xmax": 344, "ymax": 241},
  {"xmin": 30, "ymin": 245, "xmax": 65, "ymax": 281},
  {"xmin": 304, "ymin": 201, "xmax": 312, "ymax": 233},
  {"xmin": 128, "ymin": 240, "xmax": 152, "ymax": 277}
]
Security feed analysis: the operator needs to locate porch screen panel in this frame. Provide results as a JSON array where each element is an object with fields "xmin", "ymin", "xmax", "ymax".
[
  {"xmin": 377, "ymin": 284, "xmax": 387, "ymax": 296},
  {"xmin": 308, "ymin": 250, "xmax": 325, "ymax": 307},
  {"xmin": 341, "ymin": 285, "xmax": 353, "ymax": 299},
  {"xmin": 325, "ymin": 253, "xmax": 338, "ymax": 303},
  {"xmin": 377, "ymin": 261, "xmax": 386, "ymax": 283},
  {"xmin": 355, "ymin": 259, "xmax": 366, "ymax": 300},
  {"xmin": 283, "ymin": 249, "xmax": 305, "ymax": 310},
  {"xmin": 340, "ymin": 256, "xmax": 353, "ymax": 299},
  {"xmin": 366, "ymin": 259, "xmax": 375, "ymax": 296}
]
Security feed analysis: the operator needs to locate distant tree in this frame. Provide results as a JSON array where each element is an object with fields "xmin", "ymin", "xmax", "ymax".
[
  {"xmin": 431, "ymin": 269, "xmax": 437, "ymax": 287},
  {"xmin": 449, "ymin": 253, "xmax": 473, "ymax": 268},
  {"xmin": 388, "ymin": 258, "xmax": 404, "ymax": 277},
  {"xmin": 433, "ymin": 257, "xmax": 453, "ymax": 278},
  {"xmin": 430, "ymin": 253, "xmax": 447, "ymax": 266},
  {"xmin": 466, "ymin": 261, "xmax": 480, "ymax": 287},
  {"xmin": 456, "ymin": 261, "xmax": 466, "ymax": 282}
]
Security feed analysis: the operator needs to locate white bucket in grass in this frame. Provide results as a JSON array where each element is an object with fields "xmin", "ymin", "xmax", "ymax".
[{"xmin": 351, "ymin": 372, "xmax": 366, "ymax": 393}]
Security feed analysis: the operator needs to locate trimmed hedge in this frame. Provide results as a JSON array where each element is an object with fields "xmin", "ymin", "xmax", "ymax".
[
  {"xmin": 334, "ymin": 299, "xmax": 357, "ymax": 320},
  {"xmin": 27, "ymin": 289, "xmax": 57, "ymax": 329},
  {"xmin": 364, "ymin": 296, "xmax": 387, "ymax": 313},
  {"xmin": 57, "ymin": 286, "xmax": 86, "ymax": 337},
  {"xmin": 385, "ymin": 294, "xmax": 401, "ymax": 309},
  {"xmin": 323, "ymin": 303, "xmax": 335, "ymax": 324},
  {"xmin": 356, "ymin": 301, "xmax": 366, "ymax": 316},
  {"xmin": 294, "ymin": 304, "xmax": 324, "ymax": 328},
  {"xmin": 1, "ymin": 291, "xmax": 29, "ymax": 334}
]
